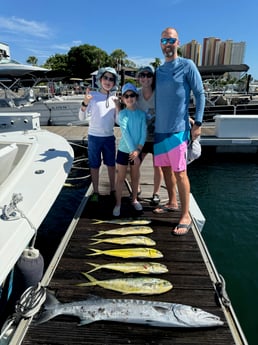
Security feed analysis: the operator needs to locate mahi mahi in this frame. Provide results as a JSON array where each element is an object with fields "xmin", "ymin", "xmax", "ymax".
[
  {"xmin": 77, "ymin": 273, "xmax": 172, "ymax": 295},
  {"xmin": 92, "ymin": 219, "xmax": 151, "ymax": 225},
  {"xmin": 85, "ymin": 262, "xmax": 168, "ymax": 274},
  {"xmin": 90, "ymin": 235, "xmax": 156, "ymax": 246},
  {"xmin": 36, "ymin": 293, "xmax": 224, "ymax": 328},
  {"xmin": 86, "ymin": 247, "xmax": 163, "ymax": 259},
  {"xmin": 93, "ymin": 226, "xmax": 153, "ymax": 237}
]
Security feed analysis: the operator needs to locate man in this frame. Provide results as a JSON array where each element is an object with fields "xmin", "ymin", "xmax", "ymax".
[{"xmin": 154, "ymin": 27, "xmax": 205, "ymax": 235}]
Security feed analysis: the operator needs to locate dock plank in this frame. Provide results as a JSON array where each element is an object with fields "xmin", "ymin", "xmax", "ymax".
[
  {"xmin": 21, "ymin": 187, "xmax": 237, "ymax": 344},
  {"xmin": 18, "ymin": 128, "xmax": 245, "ymax": 345}
]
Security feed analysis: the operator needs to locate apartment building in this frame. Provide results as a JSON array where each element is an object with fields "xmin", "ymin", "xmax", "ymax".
[{"xmin": 181, "ymin": 37, "xmax": 246, "ymax": 68}]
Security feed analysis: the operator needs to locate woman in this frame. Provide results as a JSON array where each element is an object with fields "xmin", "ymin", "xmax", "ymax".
[{"xmin": 136, "ymin": 66, "xmax": 163, "ymax": 206}]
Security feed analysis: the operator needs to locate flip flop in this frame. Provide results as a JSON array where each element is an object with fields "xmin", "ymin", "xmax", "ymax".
[
  {"xmin": 171, "ymin": 223, "xmax": 192, "ymax": 236},
  {"xmin": 153, "ymin": 205, "xmax": 179, "ymax": 214}
]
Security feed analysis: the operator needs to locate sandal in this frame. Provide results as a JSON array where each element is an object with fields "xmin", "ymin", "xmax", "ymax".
[
  {"xmin": 153, "ymin": 204, "xmax": 179, "ymax": 214},
  {"xmin": 150, "ymin": 194, "xmax": 160, "ymax": 206},
  {"xmin": 171, "ymin": 223, "xmax": 192, "ymax": 236}
]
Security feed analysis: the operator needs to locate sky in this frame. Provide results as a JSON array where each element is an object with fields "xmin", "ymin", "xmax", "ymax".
[{"xmin": 1, "ymin": 0, "xmax": 258, "ymax": 80}]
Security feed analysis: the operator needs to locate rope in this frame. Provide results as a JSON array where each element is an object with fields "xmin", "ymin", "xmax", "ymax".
[
  {"xmin": 15, "ymin": 284, "xmax": 46, "ymax": 318},
  {"xmin": 216, "ymin": 274, "xmax": 231, "ymax": 307},
  {"xmin": 0, "ymin": 284, "xmax": 46, "ymax": 341},
  {"xmin": 0, "ymin": 193, "xmax": 37, "ymax": 247}
]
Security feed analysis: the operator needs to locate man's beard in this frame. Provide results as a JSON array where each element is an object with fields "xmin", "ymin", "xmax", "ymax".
[{"xmin": 162, "ymin": 47, "xmax": 174, "ymax": 57}]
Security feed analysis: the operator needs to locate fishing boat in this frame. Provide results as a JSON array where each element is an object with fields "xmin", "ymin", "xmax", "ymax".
[
  {"xmin": 0, "ymin": 56, "xmax": 85, "ymax": 126},
  {"xmin": 190, "ymin": 64, "xmax": 258, "ymax": 122},
  {"xmin": 0, "ymin": 112, "xmax": 74, "ymax": 335}
]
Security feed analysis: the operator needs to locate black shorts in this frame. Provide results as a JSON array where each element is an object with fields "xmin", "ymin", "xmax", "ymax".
[
  {"xmin": 116, "ymin": 150, "xmax": 142, "ymax": 165},
  {"xmin": 142, "ymin": 141, "xmax": 154, "ymax": 154}
]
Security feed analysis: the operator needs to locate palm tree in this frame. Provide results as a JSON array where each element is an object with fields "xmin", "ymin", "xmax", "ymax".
[
  {"xmin": 150, "ymin": 58, "xmax": 162, "ymax": 70},
  {"xmin": 26, "ymin": 56, "xmax": 38, "ymax": 66}
]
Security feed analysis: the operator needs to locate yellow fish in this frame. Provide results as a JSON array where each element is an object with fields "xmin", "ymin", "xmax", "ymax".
[
  {"xmin": 86, "ymin": 247, "xmax": 163, "ymax": 259},
  {"xmin": 91, "ymin": 219, "xmax": 151, "ymax": 225},
  {"xmin": 77, "ymin": 273, "xmax": 172, "ymax": 295},
  {"xmin": 93, "ymin": 226, "xmax": 153, "ymax": 237},
  {"xmin": 90, "ymin": 235, "xmax": 156, "ymax": 246},
  {"xmin": 85, "ymin": 262, "xmax": 168, "ymax": 274}
]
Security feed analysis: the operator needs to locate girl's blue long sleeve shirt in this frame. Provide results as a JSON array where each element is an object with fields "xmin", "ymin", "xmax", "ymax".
[{"xmin": 118, "ymin": 108, "xmax": 147, "ymax": 153}]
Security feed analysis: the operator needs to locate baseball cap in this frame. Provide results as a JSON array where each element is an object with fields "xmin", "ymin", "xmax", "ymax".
[
  {"xmin": 137, "ymin": 66, "xmax": 154, "ymax": 75},
  {"xmin": 121, "ymin": 83, "xmax": 138, "ymax": 95},
  {"xmin": 187, "ymin": 137, "xmax": 201, "ymax": 164}
]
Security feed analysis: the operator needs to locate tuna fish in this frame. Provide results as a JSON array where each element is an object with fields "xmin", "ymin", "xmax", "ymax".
[{"xmin": 36, "ymin": 293, "xmax": 224, "ymax": 328}]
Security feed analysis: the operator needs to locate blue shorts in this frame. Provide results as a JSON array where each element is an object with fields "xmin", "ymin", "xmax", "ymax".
[
  {"xmin": 88, "ymin": 134, "xmax": 116, "ymax": 168},
  {"xmin": 116, "ymin": 150, "xmax": 142, "ymax": 166}
]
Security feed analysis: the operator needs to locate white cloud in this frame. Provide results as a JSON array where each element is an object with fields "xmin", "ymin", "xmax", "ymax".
[{"xmin": 0, "ymin": 16, "xmax": 51, "ymax": 38}]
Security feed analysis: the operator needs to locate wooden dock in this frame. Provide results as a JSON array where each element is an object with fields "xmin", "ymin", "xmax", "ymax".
[
  {"xmin": 41, "ymin": 123, "xmax": 258, "ymax": 155},
  {"xmin": 10, "ymin": 131, "xmax": 248, "ymax": 345}
]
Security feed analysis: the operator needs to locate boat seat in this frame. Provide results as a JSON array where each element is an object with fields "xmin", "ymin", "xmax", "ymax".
[{"xmin": 0, "ymin": 143, "xmax": 18, "ymax": 185}]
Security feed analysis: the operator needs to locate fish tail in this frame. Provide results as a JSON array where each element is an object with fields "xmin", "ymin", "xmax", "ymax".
[
  {"xmin": 76, "ymin": 272, "xmax": 98, "ymax": 287},
  {"xmin": 85, "ymin": 262, "xmax": 100, "ymax": 273},
  {"xmin": 34, "ymin": 291, "xmax": 60, "ymax": 324},
  {"xmin": 81, "ymin": 272, "xmax": 96, "ymax": 283},
  {"xmin": 91, "ymin": 219, "xmax": 103, "ymax": 224},
  {"xmin": 91, "ymin": 231, "xmax": 104, "ymax": 237},
  {"xmin": 86, "ymin": 248, "xmax": 102, "ymax": 256},
  {"xmin": 89, "ymin": 239, "xmax": 101, "ymax": 245}
]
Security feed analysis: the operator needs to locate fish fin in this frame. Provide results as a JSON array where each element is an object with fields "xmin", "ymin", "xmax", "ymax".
[
  {"xmin": 86, "ymin": 248, "xmax": 102, "ymax": 256},
  {"xmin": 34, "ymin": 309, "xmax": 57, "ymax": 325},
  {"xmin": 85, "ymin": 262, "xmax": 100, "ymax": 274},
  {"xmin": 34, "ymin": 291, "xmax": 60, "ymax": 324},
  {"xmin": 81, "ymin": 272, "xmax": 97, "ymax": 283},
  {"xmin": 76, "ymin": 282, "xmax": 94, "ymax": 287},
  {"xmin": 44, "ymin": 290, "xmax": 60, "ymax": 308},
  {"xmin": 89, "ymin": 239, "xmax": 100, "ymax": 245},
  {"xmin": 91, "ymin": 231, "xmax": 103, "ymax": 238},
  {"xmin": 91, "ymin": 219, "xmax": 103, "ymax": 224}
]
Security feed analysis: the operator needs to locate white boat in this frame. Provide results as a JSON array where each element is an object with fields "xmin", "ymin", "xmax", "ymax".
[
  {"xmin": 0, "ymin": 57, "xmax": 85, "ymax": 126},
  {"xmin": 0, "ymin": 112, "xmax": 74, "ymax": 325}
]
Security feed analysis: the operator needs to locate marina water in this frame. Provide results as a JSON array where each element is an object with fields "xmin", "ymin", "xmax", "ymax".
[
  {"xmin": 188, "ymin": 152, "xmax": 258, "ymax": 345},
  {"xmin": 37, "ymin": 152, "xmax": 257, "ymax": 345}
]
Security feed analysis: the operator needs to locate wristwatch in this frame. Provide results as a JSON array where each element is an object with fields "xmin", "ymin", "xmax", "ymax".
[
  {"xmin": 81, "ymin": 101, "xmax": 88, "ymax": 107},
  {"xmin": 194, "ymin": 121, "xmax": 202, "ymax": 127}
]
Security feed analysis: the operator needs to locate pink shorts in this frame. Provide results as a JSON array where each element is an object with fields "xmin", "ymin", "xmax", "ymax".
[{"xmin": 154, "ymin": 141, "xmax": 188, "ymax": 172}]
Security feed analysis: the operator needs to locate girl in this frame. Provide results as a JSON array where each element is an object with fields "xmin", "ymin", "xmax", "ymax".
[{"xmin": 113, "ymin": 83, "xmax": 146, "ymax": 217}]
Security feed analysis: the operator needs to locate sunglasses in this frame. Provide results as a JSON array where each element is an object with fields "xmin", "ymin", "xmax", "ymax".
[
  {"xmin": 160, "ymin": 37, "xmax": 177, "ymax": 45},
  {"xmin": 102, "ymin": 75, "xmax": 115, "ymax": 82},
  {"xmin": 123, "ymin": 93, "xmax": 136, "ymax": 99},
  {"xmin": 139, "ymin": 72, "xmax": 153, "ymax": 78}
]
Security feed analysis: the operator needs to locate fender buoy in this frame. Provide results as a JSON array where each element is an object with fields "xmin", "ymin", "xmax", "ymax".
[{"xmin": 11, "ymin": 248, "xmax": 44, "ymax": 304}]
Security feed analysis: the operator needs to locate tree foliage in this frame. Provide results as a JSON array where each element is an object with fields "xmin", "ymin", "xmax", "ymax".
[
  {"xmin": 43, "ymin": 54, "xmax": 68, "ymax": 72},
  {"xmin": 30, "ymin": 43, "xmax": 160, "ymax": 79},
  {"xmin": 67, "ymin": 44, "xmax": 110, "ymax": 78},
  {"xmin": 26, "ymin": 56, "xmax": 38, "ymax": 66}
]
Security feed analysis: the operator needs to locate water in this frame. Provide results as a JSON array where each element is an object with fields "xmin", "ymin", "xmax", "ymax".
[
  {"xmin": 36, "ymin": 152, "xmax": 258, "ymax": 345},
  {"xmin": 36, "ymin": 184, "xmax": 89, "ymax": 269},
  {"xmin": 188, "ymin": 153, "xmax": 258, "ymax": 345}
]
